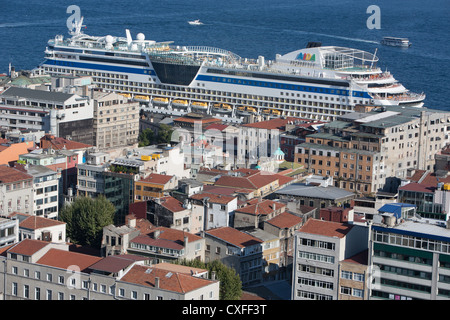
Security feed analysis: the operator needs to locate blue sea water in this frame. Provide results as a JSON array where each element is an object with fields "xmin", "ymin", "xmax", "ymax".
[{"xmin": 1, "ymin": 0, "xmax": 449, "ymax": 111}]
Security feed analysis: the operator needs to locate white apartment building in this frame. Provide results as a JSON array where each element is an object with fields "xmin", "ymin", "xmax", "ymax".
[
  {"xmin": 190, "ymin": 192, "xmax": 238, "ymax": 230},
  {"xmin": 0, "ymin": 165, "xmax": 34, "ymax": 216},
  {"xmin": 26, "ymin": 165, "xmax": 59, "ymax": 219},
  {"xmin": 0, "ymin": 216, "xmax": 19, "ymax": 248},
  {"xmin": 0, "ymin": 86, "xmax": 94, "ymax": 145},
  {"xmin": 291, "ymin": 218, "xmax": 369, "ymax": 300}
]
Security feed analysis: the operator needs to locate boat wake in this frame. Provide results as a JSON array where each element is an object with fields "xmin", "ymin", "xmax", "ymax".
[
  {"xmin": 285, "ymin": 28, "xmax": 379, "ymax": 45},
  {"xmin": 0, "ymin": 21, "xmax": 59, "ymax": 28}
]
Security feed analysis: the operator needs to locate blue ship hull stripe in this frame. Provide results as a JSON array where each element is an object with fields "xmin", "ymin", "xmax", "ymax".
[
  {"xmin": 195, "ymin": 74, "xmax": 372, "ymax": 99},
  {"xmin": 42, "ymin": 59, "xmax": 156, "ymax": 76}
]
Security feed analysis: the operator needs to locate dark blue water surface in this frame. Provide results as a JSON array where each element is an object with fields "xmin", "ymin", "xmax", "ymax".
[{"xmin": 1, "ymin": 0, "xmax": 449, "ymax": 110}]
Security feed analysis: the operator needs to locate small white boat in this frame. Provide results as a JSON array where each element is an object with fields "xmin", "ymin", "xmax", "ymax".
[
  {"xmin": 188, "ymin": 19, "xmax": 203, "ymax": 25},
  {"xmin": 381, "ymin": 37, "xmax": 411, "ymax": 48}
]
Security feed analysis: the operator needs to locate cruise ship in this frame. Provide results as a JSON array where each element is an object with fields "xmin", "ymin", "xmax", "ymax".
[{"xmin": 38, "ymin": 18, "xmax": 425, "ymax": 123}]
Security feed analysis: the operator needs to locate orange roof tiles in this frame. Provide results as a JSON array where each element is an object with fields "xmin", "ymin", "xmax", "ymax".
[
  {"xmin": 205, "ymin": 227, "xmax": 263, "ymax": 248},
  {"xmin": 158, "ymin": 196, "xmax": 186, "ymax": 212},
  {"xmin": 265, "ymin": 211, "xmax": 303, "ymax": 229},
  {"xmin": 190, "ymin": 192, "xmax": 236, "ymax": 204},
  {"xmin": 299, "ymin": 218, "xmax": 353, "ymax": 238},
  {"xmin": 8, "ymin": 239, "xmax": 49, "ymax": 256},
  {"xmin": 10, "ymin": 213, "xmax": 65, "ymax": 230},
  {"xmin": 0, "ymin": 165, "xmax": 32, "ymax": 183},
  {"xmin": 140, "ymin": 173, "xmax": 174, "ymax": 185},
  {"xmin": 36, "ymin": 248, "xmax": 102, "ymax": 272},
  {"xmin": 120, "ymin": 264, "xmax": 215, "ymax": 293},
  {"xmin": 236, "ymin": 199, "xmax": 285, "ymax": 216},
  {"xmin": 40, "ymin": 134, "xmax": 92, "ymax": 150},
  {"xmin": 0, "ymin": 141, "xmax": 34, "ymax": 165}
]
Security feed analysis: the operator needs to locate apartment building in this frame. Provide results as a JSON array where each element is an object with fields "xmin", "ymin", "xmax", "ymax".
[
  {"xmin": 203, "ymin": 226, "xmax": 263, "ymax": 287},
  {"xmin": 8, "ymin": 212, "xmax": 66, "ymax": 243},
  {"xmin": 127, "ymin": 226, "xmax": 205, "ymax": 264},
  {"xmin": 147, "ymin": 196, "xmax": 197, "ymax": 232},
  {"xmin": 0, "ymin": 165, "xmax": 34, "ymax": 216},
  {"xmin": 0, "ymin": 86, "xmax": 94, "ymax": 145},
  {"xmin": 0, "ymin": 216, "xmax": 19, "ymax": 248},
  {"xmin": 25, "ymin": 165, "xmax": 59, "ymax": 219},
  {"xmin": 190, "ymin": 192, "xmax": 238, "ymax": 230},
  {"xmin": 234, "ymin": 199, "xmax": 286, "ymax": 230},
  {"xmin": 295, "ymin": 106, "xmax": 450, "ymax": 194},
  {"xmin": 92, "ymin": 91, "xmax": 139, "ymax": 149},
  {"xmin": 134, "ymin": 173, "xmax": 177, "ymax": 200},
  {"xmin": 264, "ymin": 211, "xmax": 303, "ymax": 275},
  {"xmin": 369, "ymin": 215, "xmax": 450, "ymax": 300},
  {"xmin": 291, "ymin": 218, "xmax": 369, "ymax": 300},
  {"xmin": 0, "ymin": 239, "xmax": 218, "ymax": 300},
  {"xmin": 245, "ymin": 228, "xmax": 282, "ymax": 282}
]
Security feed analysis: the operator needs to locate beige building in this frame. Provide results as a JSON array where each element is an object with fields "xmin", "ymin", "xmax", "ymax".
[
  {"xmin": 338, "ymin": 250, "xmax": 370, "ymax": 300},
  {"xmin": 0, "ymin": 238, "xmax": 218, "ymax": 300},
  {"xmin": 295, "ymin": 105, "xmax": 450, "ymax": 194},
  {"xmin": 92, "ymin": 91, "xmax": 139, "ymax": 150}
]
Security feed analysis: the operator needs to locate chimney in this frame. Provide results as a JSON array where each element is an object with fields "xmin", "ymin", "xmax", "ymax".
[
  {"xmin": 153, "ymin": 229, "xmax": 161, "ymax": 239},
  {"xmin": 211, "ymin": 271, "xmax": 216, "ymax": 281},
  {"xmin": 127, "ymin": 215, "xmax": 136, "ymax": 228},
  {"xmin": 155, "ymin": 277, "xmax": 160, "ymax": 289}
]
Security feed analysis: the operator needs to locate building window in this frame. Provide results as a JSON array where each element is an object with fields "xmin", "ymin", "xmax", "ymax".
[
  {"xmin": 340, "ymin": 286, "xmax": 351, "ymax": 295},
  {"xmin": 341, "ymin": 270, "xmax": 352, "ymax": 279},
  {"xmin": 24, "ymin": 285, "xmax": 30, "ymax": 299}
]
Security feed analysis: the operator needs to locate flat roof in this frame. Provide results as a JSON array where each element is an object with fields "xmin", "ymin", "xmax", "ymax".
[
  {"xmin": 275, "ymin": 183, "xmax": 355, "ymax": 200},
  {"xmin": 1, "ymin": 86, "xmax": 78, "ymax": 103}
]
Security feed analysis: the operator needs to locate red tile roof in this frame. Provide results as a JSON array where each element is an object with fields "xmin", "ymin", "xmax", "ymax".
[
  {"xmin": 132, "ymin": 226, "xmax": 202, "ymax": 250},
  {"xmin": 40, "ymin": 134, "xmax": 92, "ymax": 150},
  {"xmin": 236, "ymin": 199, "xmax": 285, "ymax": 216},
  {"xmin": 190, "ymin": 192, "xmax": 236, "ymax": 204},
  {"xmin": 214, "ymin": 169, "xmax": 294, "ymax": 190},
  {"xmin": 141, "ymin": 173, "xmax": 174, "ymax": 185},
  {"xmin": 342, "ymin": 249, "xmax": 369, "ymax": 265},
  {"xmin": 0, "ymin": 165, "xmax": 33, "ymax": 183},
  {"xmin": 158, "ymin": 196, "xmax": 186, "ymax": 212},
  {"xmin": 120, "ymin": 264, "xmax": 215, "ymax": 293},
  {"xmin": 10, "ymin": 213, "xmax": 65, "ymax": 230},
  {"xmin": 398, "ymin": 182, "xmax": 435, "ymax": 193},
  {"xmin": 205, "ymin": 227, "xmax": 263, "ymax": 248},
  {"xmin": 89, "ymin": 254, "xmax": 147, "ymax": 273},
  {"xmin": 299, "ymin": 218, "xmax": 353, "ymax": 238},
  {"xmin": 36, "ymin": 248, "xmax": 102, "ymax": 272},
  {"xmin": 8, "ymin": 239, "xmax": 49, "ymax": 256},
  {"xmin": 265, "ymin": 211, "xmax": 303, "ymax": 229}
]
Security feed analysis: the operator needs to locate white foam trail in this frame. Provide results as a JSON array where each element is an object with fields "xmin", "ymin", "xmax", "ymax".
[{"xmin": 0, "ymin": 21, "xmax": 59, "ymax": 28}]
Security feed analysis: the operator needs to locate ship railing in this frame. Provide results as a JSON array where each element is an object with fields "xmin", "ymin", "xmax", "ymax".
[{"xmin": 346, "ymin": 72, "xmax": 393, "ymax": 81}]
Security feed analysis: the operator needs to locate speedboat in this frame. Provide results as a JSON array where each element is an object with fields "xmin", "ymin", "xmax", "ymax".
[{"xmin": 188, "ymin": 19, "xmax": 203, "ymax": 25}]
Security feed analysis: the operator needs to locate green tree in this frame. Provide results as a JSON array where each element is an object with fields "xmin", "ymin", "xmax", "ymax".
[
  {"xmin": 138, "ymin": 128, "xmax": 155, "ymax": 147},
  {"xmin": 59, "ymin": 196, "xmax": 115, "ymax": 248},
  {"xmin": 156, "ymin": 124, "xmax": 174, "ymax": 144},
  {"xmin": 175, "ymin": 259, "xmax": 242, "ymax": 300}
]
